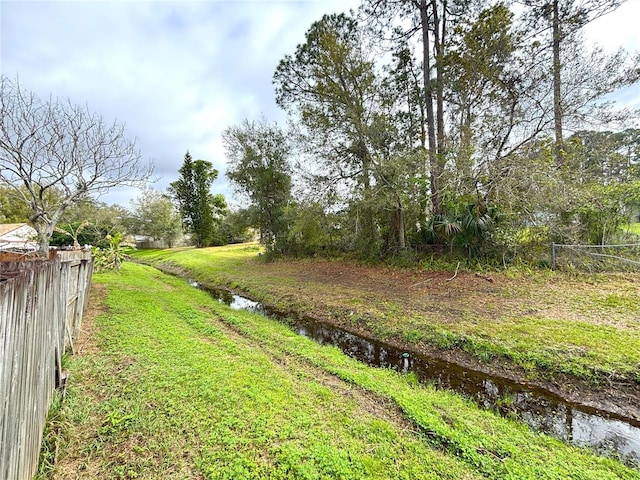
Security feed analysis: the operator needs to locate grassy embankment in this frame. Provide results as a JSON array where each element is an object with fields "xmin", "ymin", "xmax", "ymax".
[
  {"xmin": 42, "ymin": 260, "xmax": 638, "ymax": 479},
  {"xmin": 131, "ymin": 244, "xmax": 640, "ymax": 387}
]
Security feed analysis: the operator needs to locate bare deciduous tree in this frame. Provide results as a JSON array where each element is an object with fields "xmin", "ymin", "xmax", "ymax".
[{"xmin": 0, "ymin": 76, "xmax": 153, "ymax": 256}]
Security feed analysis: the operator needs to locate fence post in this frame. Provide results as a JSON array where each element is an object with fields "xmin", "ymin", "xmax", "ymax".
[{"xmin": 551, "ymin": 243, "xmax": 557, "ymax": 270}]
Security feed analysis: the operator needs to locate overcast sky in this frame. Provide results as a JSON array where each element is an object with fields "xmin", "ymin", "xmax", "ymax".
[{"xmin": 1, "ymin": 0, "xmax": 639, "ymax": 208}]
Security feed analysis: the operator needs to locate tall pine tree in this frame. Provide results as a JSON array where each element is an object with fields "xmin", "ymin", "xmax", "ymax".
[{"xmin": 169, "ymin": 151, "xmax": 220, "ymax": 248}]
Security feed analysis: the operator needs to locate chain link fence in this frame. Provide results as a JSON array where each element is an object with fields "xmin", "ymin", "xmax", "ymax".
[{"xmin": 551, "ymin": 243, "xmax": 640, "ymax": 272}]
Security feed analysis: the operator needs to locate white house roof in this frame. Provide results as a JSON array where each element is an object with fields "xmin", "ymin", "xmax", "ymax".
[
  {"xmin": 0, "ymin": 223, "xmax": 38, "ymax": 251},
  {"xmin": 0, "ymin": 223, "xmax": 25, "ymax": 236}
]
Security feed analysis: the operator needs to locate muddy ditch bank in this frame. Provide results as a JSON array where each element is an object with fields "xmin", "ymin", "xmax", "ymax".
[{"xmin": 192, "ymin": 281, "xmax": 639, "ymax": 467}]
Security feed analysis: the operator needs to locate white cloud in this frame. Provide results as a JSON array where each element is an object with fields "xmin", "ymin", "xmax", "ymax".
[
  {"xmin": 1, "ymin": 0, "xmax": 637, "ymax": 207},
  {"xmin": 584, "ymin": 1, "xmax": 640, "ymax": 53},
  {"xmin": 1, "ymin": 0, "xmax": 361, "ymax": 204}
]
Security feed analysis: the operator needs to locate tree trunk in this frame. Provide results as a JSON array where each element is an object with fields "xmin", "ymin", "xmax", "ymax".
[
  {"xmin": 420, "ymin": 0, "xmax": 441, "ymax": 217},
  {"xmin": 397, "ymin": 197, "xmax": 406, "ymax": 249},
  {"xmin": 552, "ymin": 0, "xmax": 564, "ymax": 166},
  {"xmin": 387, "ymin": 199, "xmax": 406, "ymax": 252},
  {"xmin": 433, "ymin": 0, "xmax": 446, "ymax": 164},
  {"xmin": 34, "ymin": 222, "xmax": 52, "ymax": 258}
]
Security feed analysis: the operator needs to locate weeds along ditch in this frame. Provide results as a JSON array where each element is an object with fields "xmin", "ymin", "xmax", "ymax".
[{"xmin": 192, "ymin": 279, "xmax": 640, "ymax": 467}]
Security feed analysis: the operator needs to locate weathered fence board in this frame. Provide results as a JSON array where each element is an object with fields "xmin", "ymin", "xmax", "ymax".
[{"xmin": 0, "ymin": 251, "xmax": 92, "ymax": 480}]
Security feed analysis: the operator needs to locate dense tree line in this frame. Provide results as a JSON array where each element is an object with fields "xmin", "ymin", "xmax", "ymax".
[
  {"xmin": 3, "ymin": 2, "xmax": 638, "ymax": 262},
  {"xmin": 224, "ymin": 0, "xmax": 640, "ymax": 263},
  {"xmin": 0, "ymin": 179, "xmax": 248, "ymax": 250}
]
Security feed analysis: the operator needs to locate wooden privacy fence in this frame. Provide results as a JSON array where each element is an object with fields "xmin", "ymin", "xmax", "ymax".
[{"xmin": 0, "ymin": 250, "xmax": 93, "ymax": 480}]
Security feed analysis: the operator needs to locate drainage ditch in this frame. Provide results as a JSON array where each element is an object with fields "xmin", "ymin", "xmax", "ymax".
[{"xmin": 197, "ymin": 282, "xmax": 640, "ymax": 466}]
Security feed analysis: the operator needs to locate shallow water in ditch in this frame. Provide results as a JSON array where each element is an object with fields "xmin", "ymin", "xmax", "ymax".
[{"xmin": 198, "ymin": 283, "xmax": 640, "ymax": 466}]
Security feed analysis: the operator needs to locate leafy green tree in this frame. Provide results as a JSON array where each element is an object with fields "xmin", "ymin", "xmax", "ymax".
[
  {"xmin": 439, "ymin": 4, "xmax": 638, "ymax": 257},
  {"xmin": 223, "ymin": 119, "xmax": 292, "ymax": 255},
  {"xmin": 564, "ymin": 181, "xmax": 640, "ymax": 245},
  {"xmin": 375, "ymin": 45, "xmax": 432, "ymax": 252},
  {"xmin": 481, "ymin": 135, "xmax": 635, "ymax": 251},
  {"xmin": 284, "ymin": 201, "xmax": 339, "ymax": 256},
  {"xmin": 49, "ymin": 198, "xmax": 129, "ymax": 248},
  {"xmin": 218, "ymin": 208, "xmax": 254, "ymax": 245},
  {"xmin": 380, "ymin": 44, "xmax": 426, "ymax": 152},
  {"xmin": 256, "ymin": 2, "xmax": 639, "ymax": 264},
  {"xmin": 361, "ymin": 0, "xmax": 484, "ymax": 217},
  {"xmin": 0, "ymin": 183, "xmax": 33, "ymax": 223},
  {"xmin": 443, "ymin": 4, "xmax": 519, "ymax": 188},
  {"xmin": 274, "ymin": 13, "xmax": 386, "ymax": 256},
  {"xmin": 128, "ymin": 188, "xmax": 182, "ymax": 247},
  {"xmin": 208, "ymin": 193, "xmax": 229, "ymax": 246},
  {"xmin": 169, "ymin": 152, "xmax": 224, "ymax": 248},
  {"xmin": 570, "ymin": 129, "xmax": 640, "ymax": 183},
  {"xmin": 274, "ymin": 13, "xmax": 377, "ymax": 186}
]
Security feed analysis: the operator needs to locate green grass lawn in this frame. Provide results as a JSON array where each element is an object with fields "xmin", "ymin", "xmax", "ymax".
[
  {"xmin": 43, "ymin": 262, "xmax": 639, "ymax": 479},
  {"xmin": 130, "ymin": 244, "xmax": 640, "ymax": 387}
]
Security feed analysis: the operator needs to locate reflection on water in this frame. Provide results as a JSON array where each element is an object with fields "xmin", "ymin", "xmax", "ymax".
[
  {"xmin": 199, "ymin": 283, "xmax": 640, "ymax": 467},
  {"xmin": 573, "ymin": 411, "xmax": 640, "ymax": 461}
]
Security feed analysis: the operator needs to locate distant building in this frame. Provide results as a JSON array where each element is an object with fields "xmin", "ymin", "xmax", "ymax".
[
  {"xmin": 0, "ymin": 223, "xmax": 38, "ymax": 251},
  {"xmin": 133, "ymin": 234, "xmax": 187, "ymax": 249},
  {"xmin": 134, "ymin": 235, "xmax": 169, "ymax": 249}
]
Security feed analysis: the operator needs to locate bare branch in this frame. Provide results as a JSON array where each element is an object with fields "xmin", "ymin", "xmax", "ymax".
[{"xmin": 0, "ymin": 76, "xmax": 154, "ymax": 255}]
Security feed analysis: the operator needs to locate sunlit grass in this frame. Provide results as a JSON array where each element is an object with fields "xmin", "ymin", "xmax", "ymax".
[
  {"xmin": 48, "ymin": 262, "xmax": 638, "ymax": 479},
  {"xmin": 130, "ymin": 244, "xmax": 640, "ymax": 386}
]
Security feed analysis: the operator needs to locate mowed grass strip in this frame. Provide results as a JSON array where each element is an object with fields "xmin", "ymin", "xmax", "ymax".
[
  {"xmin": 131, "ymin": 244, "xmax": 640, "ymax": 385},
  {"xmin": 47, "ymin": 262, "xmax": 638, "ymax": 479},
  {"xmin": 51, "ymin": 263, "xmax": 477, "ymax": 479}
]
